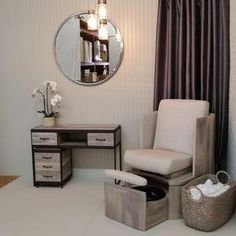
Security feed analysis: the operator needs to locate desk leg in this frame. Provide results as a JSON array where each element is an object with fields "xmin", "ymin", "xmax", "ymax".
[
  {"xmin": 70, "ymin": 148, "xmax": 73, "ymax": 178},
  {"xmin": 114, "ymin": 144, "xmax": 122, "ymax": 185},
  {"xmin": 119, "ymin": 143, "xmax": 122, "ymax": 171},
  {"xmin": 114, "ymin": 147, "xmax": 117, "ymax": 170},
  {"xmin": 114, "ymin": 147, "xmax": 120, "ymax": 184}
]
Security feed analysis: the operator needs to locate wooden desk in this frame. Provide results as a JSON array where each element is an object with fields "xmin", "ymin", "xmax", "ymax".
[{"xmin": 31, "ymin": 124, "xmax": 121, "ymax": 187}]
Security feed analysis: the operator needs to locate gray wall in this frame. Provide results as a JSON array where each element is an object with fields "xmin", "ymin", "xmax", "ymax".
[
  {"xmin": 0, "ymin": 0, "xmax": 158, "ymax": 180},
  {"xmin": 228, "ymin": 1, "xmax": 236, "ymax": 179},
  {"xmin": 3, "ymin": 0, "xmax": 235, "ymax": 181}
]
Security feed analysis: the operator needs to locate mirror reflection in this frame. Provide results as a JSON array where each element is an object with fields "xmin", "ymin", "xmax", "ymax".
[{"xmin": 54, "ymin": 12, "xmax": 124, "ymax": 85}]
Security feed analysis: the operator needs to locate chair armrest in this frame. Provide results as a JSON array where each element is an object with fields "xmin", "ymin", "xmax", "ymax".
[
  {"xmin": 193, "ymin": 113, "xmax": 215, "ymax": 176},
  {"xmin": 140, "ymin": 111, "xmax": 158, "ymax": 148}
]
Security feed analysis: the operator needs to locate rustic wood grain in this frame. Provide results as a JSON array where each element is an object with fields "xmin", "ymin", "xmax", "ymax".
[
  {"xmin": 194, "ymin": 114, "xmax": 215, "ymax": 176},
  {"xmin": 34, "ymin": 152, "xmax": 60, "ymax": 164},
  {"xmin": 104, "ymin": 182, "xmax": 168, "ymax": 231},
  {"xmin": 130, "ymin": 170, "xmax": 194, "ymax": 219},
  {"xmin": 87, "ymin": 133, "xmax": 114, "ymax": 146},
  {"xmin": 34, "ymin": 149, "xmax": 72, "ymax": 183},
  {"xmin": 32, "ymin": 124, "xmax": 120, "ymax": 131},
  {"xmin": 105, "ymin": 182, "xmax": 146, "ymax": 231},
  {"xmin": 146, "ymin": 197, "xmax": 168, "ymax": 228},
  {"xmin": 168, "ymin": 185, "xmax": 182, "ymax": 219},
  {"xmin": 164, "ymin": 167, "xmax": 192, "ymax": 179},
  {"xmin": 31, "ymin": 125, "xmax": 121, "ymax": 187},
  {"xmin": 32, "ymin": 132, "xmax": 58, "ymax": 146},
  {"xmin": 35, "ymin": 171, "xmax": 61, "ymax": 182}
]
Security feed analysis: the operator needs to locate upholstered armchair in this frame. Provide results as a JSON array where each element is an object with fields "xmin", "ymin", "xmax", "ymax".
[{"xmin": 124, "ymin": 99, "xmax": 215, "ymax": 219}]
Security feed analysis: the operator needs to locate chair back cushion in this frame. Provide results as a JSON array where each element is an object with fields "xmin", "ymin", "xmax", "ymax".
[{"xmin": 153, "ymin": 99, "xmax": 209, "ymax": 155}]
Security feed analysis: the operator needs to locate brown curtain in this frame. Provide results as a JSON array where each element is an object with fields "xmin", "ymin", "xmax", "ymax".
[{"xmin": 153, "ymin": 0, "xmax": 230, "ymax": 170}]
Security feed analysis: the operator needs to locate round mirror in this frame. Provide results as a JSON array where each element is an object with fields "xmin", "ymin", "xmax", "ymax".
[{"xmin": 54, "ymin": 12, "xmax": 124, "ymax": 86}]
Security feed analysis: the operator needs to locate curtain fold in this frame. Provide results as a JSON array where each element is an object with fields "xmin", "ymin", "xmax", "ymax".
[{"xmin": 153, "ymin": 0, "xmax": 230, "ymax": 169}]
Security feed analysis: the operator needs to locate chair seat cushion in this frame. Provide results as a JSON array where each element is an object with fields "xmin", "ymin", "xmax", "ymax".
[{"xmin": 124, "ymin": 149, "xmax": 192, "ymax": 176}]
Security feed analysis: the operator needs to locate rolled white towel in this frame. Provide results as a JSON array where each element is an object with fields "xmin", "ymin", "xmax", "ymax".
[
  {"xmin": 190, "ymin": 178, "xmax": 230, "ymax": 200},
  {"xmin": 189, "ymin": 188, "xmax": 201, "ymax": 201},
  {"xmin": 204, "ymin": 179, "xmax": 213, "ymax": 187},
  {"xmin": 213, "ymin": 185, "xmax": 230, "ymax": 197}
]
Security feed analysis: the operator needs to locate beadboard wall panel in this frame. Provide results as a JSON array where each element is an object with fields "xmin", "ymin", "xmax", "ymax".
[
  {"xmin": 228, "ymin": 1, "xmax": 236, "ymax": 179},
  {"xmin": 0, "ymin": 0, "xmax": 158, "ymax": 179}
]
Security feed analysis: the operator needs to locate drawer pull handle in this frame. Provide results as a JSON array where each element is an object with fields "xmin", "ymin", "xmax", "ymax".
[
  {"xmin": 95, "ymin": 138, "xmax": 106, "ymax": 141},
  {"xmin": 43, "ymin": 165, "xmax": 52, "ymax": 169},
  {"xmin": 42, "ymin": 156, "xmax": 52, "ymax": 160},
  {"xmin": 40, "ymin": 137, "xmax": 50, "ymax": 141},
  {"xmin": 43, "ymin": 175, "xmax": 53, "ymax": 178}
]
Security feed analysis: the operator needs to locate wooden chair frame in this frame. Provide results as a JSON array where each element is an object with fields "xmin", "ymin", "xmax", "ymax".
[{"xmin": 128, "ymin": 111, "xmax": 215, "ymax": 219}]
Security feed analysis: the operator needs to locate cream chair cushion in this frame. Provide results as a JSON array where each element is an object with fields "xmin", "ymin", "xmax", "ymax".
[
  {"xmin": 124, "ymin": 149, "xmax": 192, "ymax": 176},
  {"xmin": 153, "ymin": 99, "xmax": 209, "ymax": 155}
]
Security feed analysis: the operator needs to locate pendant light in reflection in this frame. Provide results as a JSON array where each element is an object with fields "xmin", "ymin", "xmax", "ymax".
[
  {"xmin": 87, "ymin": 9, "xmax": 98, "ymax": 30},
  {"xmin": 98, "ymin": 19, "xmax": 108, "ymax": 40}
]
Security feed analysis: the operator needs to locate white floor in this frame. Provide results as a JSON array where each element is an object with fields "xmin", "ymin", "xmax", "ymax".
[{"xmin": 0, "ymin": 177, "xmax": 235, "ymax": 236}]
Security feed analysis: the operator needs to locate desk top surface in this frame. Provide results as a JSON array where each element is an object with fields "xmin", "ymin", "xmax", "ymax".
[{"xmin": 31, "ymin": 124, "xmax": 120, "ymax": 132}]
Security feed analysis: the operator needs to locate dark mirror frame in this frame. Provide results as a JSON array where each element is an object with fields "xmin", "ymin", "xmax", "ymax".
[{"xmin": 54, "ymin": 11, "xmax": 124, "ymax": 86}]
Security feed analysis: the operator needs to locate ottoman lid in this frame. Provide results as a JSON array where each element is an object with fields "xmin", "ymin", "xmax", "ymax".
[{"xmin": 104, "ymin": 170, "xmax": 147, "ymax": 186}]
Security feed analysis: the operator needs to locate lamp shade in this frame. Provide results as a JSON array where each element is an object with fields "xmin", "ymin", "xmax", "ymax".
[{"xmin": 98, "ymin": 0, "xmax": 107, "ymax": 19}]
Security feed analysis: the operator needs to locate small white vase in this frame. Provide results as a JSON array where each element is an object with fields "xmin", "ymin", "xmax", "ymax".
[{"xmin": 43, "ymin": 117, "xmax": 55, "ymax": 127}]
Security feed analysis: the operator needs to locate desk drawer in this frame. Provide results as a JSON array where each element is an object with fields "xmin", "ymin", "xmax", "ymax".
[
  {"xmin": 87, "ymin": 133, "xmax": 114, "ymax": 146},
  {"xmin": 35, "ymin": 163, "xmax": 71, "ymax": 182},
  {"xmin": 34, "ymin": 152, "xmax": 70, "ymax": 171},
  {"xmin": 35, "ymin": 171, "xmax": 60, "ymax": 182},
  {"xmin": 34, "ymin": 152, "xmax": 60, "ymax": 164},
  {"xmin": 32, "ymin": 132, "xmax": 57, "ymax": 146},
  {"xmin": 35, "ymin": 163, "xmax": 60, "ymax": 171}
]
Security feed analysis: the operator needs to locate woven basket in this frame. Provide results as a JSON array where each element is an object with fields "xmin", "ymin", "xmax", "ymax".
[{"xmin": 182, "ymin": 171, "xmax": 236, "ymax": 232}]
